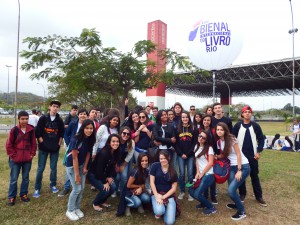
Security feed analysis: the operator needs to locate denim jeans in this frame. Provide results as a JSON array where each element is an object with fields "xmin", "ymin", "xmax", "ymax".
[
  {"xmin": 66, "ymin": 165, "xmax": 86, "ymax": 211},
  {"xmin": 64, "ymin": 170, "xmax": 71, "ymax": 190},
  {"xmin": 8, "ymin": 159, "xmax": 32, "ymax": 198},
  {"xmin": 34, "ymin": 150, "xmax": 59, "ymax": 190},
  {"xmin": 228, "ymin": 164, "xmax": 250, "ymax": 214},
  {"xmin": 128, "ymin": 193, "xmax": 151, "ymax": 208},
  {"xmin": 115, "ymin": 159, "xmax": 132, "ymax": 192},
  {"xmin": 204, "ymin": 181, "xmax": 216, "ymax": 200},
  {"xmin": 177, "ymin": 156, "xmax": 194, "ymax": 192},
  {"xmin": 87, "ymin": 172, "xmax": 116, "ymax": 205},
  {"xmin": 295, "ymin": 140, "xmax": 300, "ymax": 150},
  {"xmin": 189, "ymin": 174, "xmax": 214, "ymax": 209},
  {"xmin": 151, "ymin": 195, "xmax": 176, "ymax": 225}
]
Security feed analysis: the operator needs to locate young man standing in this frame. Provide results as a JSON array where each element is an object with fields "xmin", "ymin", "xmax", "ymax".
[
  {"xmin": 189, "ymin": 105, "xmax": 196, "ymax": 123},
  {"xmin": 212, "ymin": 102, "xmax": 233, "ymax": 132},
  {"xmin": 6, "ymin": 111, "xmax": 37, "ymax": 206},
  {"xmin": 28, "ymin": 109, "xmax": 39, "ymax": 127},
  {"xmin": 33, "ymin": 100, "xmax": 65, "ymax": 198},
  {"xmin": 290, "ymin": 119, "xmax": 300, "ymax": 151},
  {"xmin": 233, "ymin": 105, "xmax": 267, "ymax": 207},
  {"xmin": 64, "ymin": 105, "xmax": 78, "ymax": 128}
]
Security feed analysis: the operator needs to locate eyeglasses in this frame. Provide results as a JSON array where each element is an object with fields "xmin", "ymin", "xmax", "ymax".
[
  {"xmin": 139, "ymin": 116, "xmax": 146, "ymax": 119},
  {"xmin": 122, "ymin": 132, "xmax": 131, "ymax": 136},
  {"xmin": 190, "ymin": 108, "xmax": 195, "ymax": 111},
  {"xmin": 198, "ymin": 135, "xmax": 206, "ymax": 140}
]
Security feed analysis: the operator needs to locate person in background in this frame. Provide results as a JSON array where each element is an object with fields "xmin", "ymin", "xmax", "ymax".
[
  {"xmin": 6, "ymin": 111, "xmax": 37, "ymax": 206},
  {"xmin": 28, "ymin": 109, "xmax": 39, "ymax": 127},
  {"xmin": 212, "ymin": 103, "xmax": 232, "ymax": 133},
  {"xmin": 145, "ymin": 105, "xmax": 152, "ymax": 119},
  {"xmin": 89, "ymin": 108, "xmax": 100, "ymax": 131},
  {"xmin": 64, "ymin": 105, "xmax": 78, "ymax": 129},
  {"xmin": 173, "ymin": 102, "xmax": 184, "ymax": 129},
  {"xmin": 233, "ymin": 106, "xmax": 267, "ymax": 207},
  {"xmin": 281, "ymin": 136, "xmax": 293, "ymax": 151},
  {"xmin": 271, "ymin": 134, "xmax": 282, "ymax": 150},
  {"xmin": 193, "ymin": 112, "xmax": 202, "ymax": 131},
  {"xmin": 33, "ymin": 100, "xmax": 65, "ymax": 198},
  {"xmin": 65, "ymin": 119, "xmax": 96, "ymax": 221},
  {"xmin": 150, "ymin": 150, "xmax": 179, "ymax": 225},
  {"xmin": 205, "ymin": 106, "xmax": 214, "ymax": 116},
  {"xmin": 36, "ymin": 110, "xmax": 43, "ymax": 117},
  {"xmin": 290, "ymin": 119, "xmax": 300, "ymax": 152},
  {"xmin": 263, "ymin": 135, "xmax": 270, "ymax": 149},
  {"xmin": 167, "ymin": 109, "xmax": 175, "ymax": 124},
  {"xmin": 151, "ymin": 106, "xmax": 158, "ymax": 123},
  {"xmin": 95, "ymin": 109, "xmax": 102, "ymax": 124},
  {"xmin": 189, "ymin": 105, "xmax": 196, "ymax": 123}
]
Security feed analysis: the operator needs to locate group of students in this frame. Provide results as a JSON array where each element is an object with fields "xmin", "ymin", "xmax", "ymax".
[{"xmin": 6, "ymin": 100, "xmax": 268, "ymax": 224}]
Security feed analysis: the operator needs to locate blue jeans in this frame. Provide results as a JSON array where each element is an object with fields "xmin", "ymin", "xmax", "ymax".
[
  {"xmin": 115, "ymin": 160, "xmax": 132, "ymax": 192},
  {"xmin": 87, "ymin": 172, "xmax": 116, "ymax": 205},
  {"xmin": 228, "ymin": 164, "xmax": 250, "ymax": 214},
  {"xmin": 66, "ymin": 165, "xmax": 86, "ymax": 211},
  {"xmin": 151, "ymin": 195, "xmax": 176, "ymax": 225},
  {"xmin": 64, "ymin": 170, "xmax": 71, "ymax": 190},
  {"xmin": 34, "ymin": 150, "xmax": 59, "ymax": 190},
  {"xmin": 189, "ymin": 174, "xmax": 214, "ymax": 209},
  {"xmin": 177, "ymin": 156, "xmax": 194, "ymax": 192},
  {"xmin": 128, "ymin": 193, "xmax": 151, "ymax": 208},
  {"xmin": 8, "ymin": 159, "xmax": 32, "ymax": 198}
]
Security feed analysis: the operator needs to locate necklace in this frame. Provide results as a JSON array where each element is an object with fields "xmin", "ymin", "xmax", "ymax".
[{"xmin": 161, "ymin": 166, "xmax": 169, "ymax": 174}]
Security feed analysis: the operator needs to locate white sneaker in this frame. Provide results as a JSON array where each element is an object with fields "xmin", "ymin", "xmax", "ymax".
[
  {"xmin": 178, "ymin": 192, "xmax": 185, "ymax": 200},
  {"xmin": 75, "ymin": 209, "xmax": 84, "ymax": 218},
  {"xmin": 66, "ymin": 210, "xmax": 79, "ymax": 221},
  {"xmin": 188, "ymin": 194, "xmax": 194, "ymax": 201},
  {"xmin": 111, "ymin": 191, "xmax": 117, "ymax": 198}
]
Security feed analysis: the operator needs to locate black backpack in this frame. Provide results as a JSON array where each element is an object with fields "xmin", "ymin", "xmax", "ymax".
[{"xmin": 12, "ymin": 126, "xmax": 34, "ymax": 145}]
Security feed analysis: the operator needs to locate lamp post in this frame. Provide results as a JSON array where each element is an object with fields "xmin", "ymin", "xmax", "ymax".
[
  {"xmin": 14, "ymin": 0, "xmax": 21, "ymax": 126},
  {"xmin": 36, "ymin": 83, "xmax": 46, "ymax": 110},
  {"xmin": 289, "ymin": 0, "xmax": 298, "ymax": 119},
  {"xmin": 5, "ymin": 65, "xmax": 12, "ymax": 105},
  {"xmin": 218, "ymin": 80, "xmax": 231, "ymax": 117}
]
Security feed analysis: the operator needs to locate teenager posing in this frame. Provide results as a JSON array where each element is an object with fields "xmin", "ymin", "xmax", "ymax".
[{"xmin": 215, "ymin": 122, "xmax": 250, "ymax": 221}]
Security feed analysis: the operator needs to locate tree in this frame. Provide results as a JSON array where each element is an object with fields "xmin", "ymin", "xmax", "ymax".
[{"xmin": 21, "ymin": 28, "xmax": 202, "ymax": 111}]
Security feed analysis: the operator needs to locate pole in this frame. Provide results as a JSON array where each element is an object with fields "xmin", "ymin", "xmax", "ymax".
[
  {"xmin": 212, "ymin": 71, "xmax": 216, "ymax": 103},
  {"xmin": 14, "ymin": 0, "xmax": 20, "ymax": 126},
  {"xmin": 37, "ymin": 83, "xmax": 46, "ymax": 110},
  {"xmin": 218, "ymin": 80, "xmax": 231, "ymax": 116},
  {"xmin": 5, "ymin": 65, "xmax": 12, "ymax": 105},
  {"xmin": 289, "ymin": 0, "xmax": 298, "ymax": 119}
]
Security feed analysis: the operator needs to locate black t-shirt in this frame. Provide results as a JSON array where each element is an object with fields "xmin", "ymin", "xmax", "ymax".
[{"xmin": 150, "ymin": 162, "xmax": 178, "ymax": 193}]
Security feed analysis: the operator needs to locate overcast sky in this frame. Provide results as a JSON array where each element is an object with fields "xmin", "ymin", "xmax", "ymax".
[{"xmin": 0, "ymin": 0, "xmax": 299, "ymax": 110}]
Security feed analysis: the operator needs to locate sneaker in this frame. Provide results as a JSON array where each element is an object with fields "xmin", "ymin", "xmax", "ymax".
[
  {"xmin": 33, "ymin": 190, "xmax": 40, "ymax": 198},
  {"xmin": 50, "ymin": 186, "xmax": 59, "ymax": 193},
  {"xmin": 20, "ymin": 194, "xmax": 30, "ymax": 203},
  {"xmin": 75, "ymin": 209, "xmax": 84, "ymax": 218},
  {"xmin": 125, "ymin": 206, "xmax": 131, "ymax": 216},
  {"xmin": 188, "ymin": 194, "xmax": 194, "ymax": 201},
  {"xmin": 155, "ymin": 214, "xmax": 161, "ymax": 219},
  {"xmin": 66, "ymin": 210, "xmax": 79, "ymax": 221},
  {"xmin": 138, "ymin": 206, "xmax": 145, "ymax": 214},
  {"xmin": 240, "ymin": 195, "xmax": 245, "ymax": 203},
  {"xmin": 211, "ymin": 197, "xmax": 218, "ymax": 205},
  {"xmin": 58, "ymin": 189, "xmax": 70, "ymax": 197},
  {"xmin": 203, "ymin": 206, "xmax": 217, "ymax": 215},
  {"xmin": 91, "ymin": 186, "xmax": 97, "ymax": 191},
  {"xmin": 111, "ymin": 191, "xmax": 117, "ymax": 198},
  {"xmin": 226, "ymin": 203, "xmax": 237, "ymax": 210},
  {"xmin": 8, "ymin": 197, "xmax": 16, "ymax": 206},
  {"xmin": 257, "ymin": 198, "xmax": 267, "ymax": 207},
  {"xmin": 196, "ymin": 203, "xmax": 206, "ymax": 209},
  {"xmin": 178, "ymin": 192, "xmax": 185, "ymax": 200},
  {"xmin": 231, "ymin": 211, "xmax": 246, "ymax": 220}
]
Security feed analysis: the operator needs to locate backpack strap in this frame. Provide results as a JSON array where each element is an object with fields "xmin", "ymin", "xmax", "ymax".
[{"xmin": 13, "ymin": 126, "xmax": 19, "ymax": 144}]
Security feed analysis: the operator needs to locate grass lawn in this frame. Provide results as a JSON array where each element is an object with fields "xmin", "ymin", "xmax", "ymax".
[{"xmin": 0, "ymin": 133, "xmax": 300, "ymax": 225}]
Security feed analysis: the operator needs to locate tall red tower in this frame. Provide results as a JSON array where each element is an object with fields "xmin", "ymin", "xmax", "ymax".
[{"xmin": 146, "ymin": 20, "xmax": 167, "ymax": 109}]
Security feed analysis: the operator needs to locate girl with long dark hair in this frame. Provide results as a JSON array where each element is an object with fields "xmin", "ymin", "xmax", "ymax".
[
  {"xmin": 188, "ymin": 130, "xmax": 216, "ymax": 215},
  {"xmin": 65, "ymin": 119, "xmax": 96, "ymax": 221},
  {"xmin": 150, "ymin": 150, "xmax": 179, "ymax": 225},
  {"xmin": 88, "ymin": 134, "xmax": 120, "ymax": 212},
  {"xmin": 215, "ymin": 122, "xmax": 250, "ymax": 221}
]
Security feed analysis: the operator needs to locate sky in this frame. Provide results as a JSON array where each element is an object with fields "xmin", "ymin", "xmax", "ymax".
[{"xmin": 0, "ymin": 0, "xmax": 299, "ymax": 111}]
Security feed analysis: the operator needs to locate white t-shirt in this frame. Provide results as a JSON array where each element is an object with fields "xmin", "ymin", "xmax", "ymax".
[
  {"xmin": 195, "ymin": 146, "xmax": 214, "ymax": 174},
  {"xmin": 28, "ymin": 114, "xmax": 39, "ymax": 127},
  {"xmin": 272, "ymin": 139, "xmax": 282, "ymax": 150},
  {"xmin": 219, "ymin": 139, "xmax": 249, "ymax": 166},
  {"xmin": 283, "ymin": 140, "xmax": 291, "ymax": 148},
  {"xmin": 93, "ymin": 125, "xmax": 118, "ymax": 154}
]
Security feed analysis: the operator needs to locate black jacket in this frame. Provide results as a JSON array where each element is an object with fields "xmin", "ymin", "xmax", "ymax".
[{"xmin": 152, "ymin": 123, "xmax": 176, "ymax": 149}]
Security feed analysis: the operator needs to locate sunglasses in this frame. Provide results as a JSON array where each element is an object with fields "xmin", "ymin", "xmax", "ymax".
[
  {"xmin": 198, "ymin": 135, "xmax": 206, "ymax": 140},
  {"xmin": 122, "ymin": 132, "xmax": 131, "ymax": 136},
  {"xmin": 139, "ymin": 116, "xmax": 146, "ymax": 119},
  {"xmin": 190, "ymin": 108, "xmax": 195, "ymax": 111}
]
